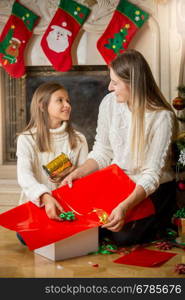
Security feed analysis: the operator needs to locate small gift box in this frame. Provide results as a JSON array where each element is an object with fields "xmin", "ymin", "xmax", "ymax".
[
  {"xmin": 176, "ymin": 218, "xmax": 185, "ymax": 245},
  {"xmin": 172, "ymin": 208, "xmax": 185, "ymax": 245},
  {"xmin": 34, "ymin": 227, "xmax": 98, "ymax": 261}
]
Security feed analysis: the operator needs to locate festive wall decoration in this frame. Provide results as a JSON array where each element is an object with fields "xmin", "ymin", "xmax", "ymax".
[
  {"xmin": 41, "ymin": 0, "xmax": 90, "ymax": 72},
  {"xmin": 0, "ymin": 0, "xmax": 40, "ymax": 78},
  {"xmin": 97, "ymin": 0, "xmax": 149, "ymax": 64}
]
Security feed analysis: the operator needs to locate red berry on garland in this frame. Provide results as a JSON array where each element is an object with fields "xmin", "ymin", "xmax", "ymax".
[
  {"xmin": 172, "ymin": 97, "xmax": 185, "ymax": 110},
  {"xmin": 178, "ymin": 181, "xmax": 185, "ymax": 191}
]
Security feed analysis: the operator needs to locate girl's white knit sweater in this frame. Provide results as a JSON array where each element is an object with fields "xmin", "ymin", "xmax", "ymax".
[
  {"xmin": 88, "ymin": 92, "xmax": 176, "ymax": 197},
  {"xmin": 16, "ymin": 122, "xmax": 88, "ymax": 206}
]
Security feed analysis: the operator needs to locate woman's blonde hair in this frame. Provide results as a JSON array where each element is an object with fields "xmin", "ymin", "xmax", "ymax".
[
  {"xmin": 110, "ymin": 49, "xmax": 176, "ymax": 165},
  {"xmin": 21, "ymin": 82, "xmax": 80, "ymax": 152}
]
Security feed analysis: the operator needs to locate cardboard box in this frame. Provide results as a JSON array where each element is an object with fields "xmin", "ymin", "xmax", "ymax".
[{"xmin": 34, "ymin": 227, "xmax": 99, "ymax": 261}]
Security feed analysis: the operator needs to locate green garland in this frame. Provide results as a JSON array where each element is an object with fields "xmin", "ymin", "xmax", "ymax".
[
  {"xmin": 177, "ymin": 85, "xmax": 185, "ymax": 99},
  {"xmin": 173, "ymin": 208, "xmax": 185, "ymax": 219}
]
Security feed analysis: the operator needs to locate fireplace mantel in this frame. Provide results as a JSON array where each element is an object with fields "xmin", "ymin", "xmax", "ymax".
[
  {"xmin": 0, "ymin": 0, "xmax": 185, "ymax": 166},
  {"xmin": 0, "ymin": 0, "xmax": 184, "ymax": 96}
]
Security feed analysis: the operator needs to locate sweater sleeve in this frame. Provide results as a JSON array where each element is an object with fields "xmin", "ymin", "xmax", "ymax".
[
  {"xmin": 137, "ymin": 111, "xmax": 175, "ymax": 197},
  {"xmin": 16, "ymin": 134, "xmax": 51, "ymax": 207},
  {"xmin": 88, "ymin": 94, "xmax": 114, "ymax": 168}
]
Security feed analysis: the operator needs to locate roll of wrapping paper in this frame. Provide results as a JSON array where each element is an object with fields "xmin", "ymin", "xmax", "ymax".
[{"xmin": 42, "ymin": 152, "xmax": 72, "ymax": 178}]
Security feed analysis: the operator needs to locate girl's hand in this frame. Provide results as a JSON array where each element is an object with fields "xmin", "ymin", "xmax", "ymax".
[
  {"xmin": 40, "ymin": 193, "xmax": 64, "ymax": 221},
  {"xmin": 102, "ymin": 203, "xmax": 126, "ymax": 232},
  {"xmin": 60, "ymin": 167, "xmax": 85, "ymax": 188},
  {"xmin": 49, "ymin": 165, "xmax": 76, "ymax": 184}
]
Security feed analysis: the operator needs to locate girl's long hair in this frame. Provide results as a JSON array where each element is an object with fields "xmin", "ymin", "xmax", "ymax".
[
  {"xmin": 20, "ymin": 82, "xmax": 80, "ymax": 152},
  {"xmin": 110, "ymin": 49, "xmax": 177, "ymax": 165}
]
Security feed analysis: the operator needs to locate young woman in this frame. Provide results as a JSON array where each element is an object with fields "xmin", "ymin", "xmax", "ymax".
[
  {"xmin": 16, "ymin": 82, "xmax": 88, "ymax": 221},
  {"xmin": 61, "ymin": 49, "xmax": 178, "ymax": 245}
]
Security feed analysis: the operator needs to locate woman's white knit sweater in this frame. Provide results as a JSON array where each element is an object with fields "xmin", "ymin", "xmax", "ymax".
[
  {"xmin": 16, "ymin": 122, "xmax": 88, "ymax": 206},
  {"xmin": 88, "ymin": 92, "xmax": 176, "ymax": 197}
]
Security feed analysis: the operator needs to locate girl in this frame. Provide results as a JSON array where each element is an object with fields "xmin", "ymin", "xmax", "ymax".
[
  {"xmin": 61, "ymin": 49, "xmax": 178, "ymax": 245},
  {"xmin": 16, "ymin": 82, "xmax": 88, "ymax": 221}
]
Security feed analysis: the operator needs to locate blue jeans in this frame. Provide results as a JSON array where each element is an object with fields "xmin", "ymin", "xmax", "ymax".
[{"xmin": 16, "ymin": 232, "xmax": 26, "ymax": 246}]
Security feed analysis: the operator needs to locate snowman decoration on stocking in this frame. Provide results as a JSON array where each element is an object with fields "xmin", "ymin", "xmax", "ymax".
[{"xmin": 46, "ymin": 22, "xmax": 72, "ymax": 53}]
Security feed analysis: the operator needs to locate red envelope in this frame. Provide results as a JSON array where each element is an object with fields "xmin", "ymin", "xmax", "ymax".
[
  {"xmin": 114, "ymin": 248, "xmax": 177, "ymax": 267},
  {"xmin": 0, "ymin": 164, "xmax": 155, "ymax": 250}
]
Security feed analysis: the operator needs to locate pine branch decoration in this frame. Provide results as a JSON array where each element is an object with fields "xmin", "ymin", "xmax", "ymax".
[{"xmin": 177, "ymin": 85, "xmax": 185, "ymax": 99}]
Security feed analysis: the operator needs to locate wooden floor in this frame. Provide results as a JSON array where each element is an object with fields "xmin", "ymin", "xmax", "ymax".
[{"xmin": 0, "ymin": 223, "xmax": 185, "ymax": 278}]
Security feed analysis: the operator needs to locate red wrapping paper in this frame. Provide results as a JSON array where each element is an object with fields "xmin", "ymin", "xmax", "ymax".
[
  {"xmin": 0, "ymin": 164, "xmax": 155, "ymax": 250},
  {"xmin": 52, "ymin": 164, "xmax": 155, "ymax": 223},
  {"xmin": 114, "ymin": 248, "xmax": 177, "ymax": 267},
  {"xmin": 0, "ymin": 201, "xmax": 99, "ymax": 250}
]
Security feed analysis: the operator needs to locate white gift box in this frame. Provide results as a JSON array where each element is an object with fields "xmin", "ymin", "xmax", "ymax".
[{"xmin": 34, "ymin": 227, "xmax": 99, "ymax": 261}]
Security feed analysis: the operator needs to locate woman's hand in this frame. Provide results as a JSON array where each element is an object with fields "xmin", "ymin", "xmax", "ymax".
[
  {"xmin": 102, "ymin": 203, "xmax": 126, "ymax": 232},
  {"xmin": 40, "ymin": 193, "xmax": 64, "ymax": 221},
  {"xmin": 103, "ymin": 185, "xmax": 147, "ymax": 232}
]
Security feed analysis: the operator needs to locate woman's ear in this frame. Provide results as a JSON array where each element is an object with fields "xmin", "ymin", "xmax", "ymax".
[{"xmin": 39, "ymin": 103, "xmax": 44, "ymax": 112}]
